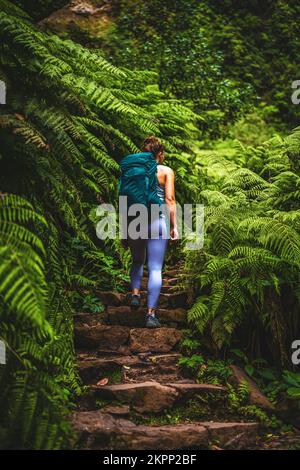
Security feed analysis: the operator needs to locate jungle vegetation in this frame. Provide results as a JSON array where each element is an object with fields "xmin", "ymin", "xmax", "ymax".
[{"xmin": 0, "ymin": 0, "xmax": 299, "ymax": 449}]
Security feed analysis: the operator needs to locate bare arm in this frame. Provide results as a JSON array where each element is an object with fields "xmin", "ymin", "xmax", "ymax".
[{"xmin": 164, "ymin": 167, "xmax": 178, "ymax": 240}]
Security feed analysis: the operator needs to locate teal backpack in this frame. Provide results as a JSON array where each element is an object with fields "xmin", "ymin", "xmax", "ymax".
[{"xmin": 118, "ymin": 152, "xmax": 162, "ymax": 209}]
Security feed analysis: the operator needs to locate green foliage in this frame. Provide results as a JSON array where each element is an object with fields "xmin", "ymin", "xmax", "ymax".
[
  {"xmin": 228, "ymin": 108, "xmax": 278, "ymax": 147},
  {"xmin": 99, "ymin": 0, "xmax": 252, "ymax": 136},
  {"xmin": 179, "ymin": 354, "xmax": 233, "ymax": 385},
  {"xmin": 0, "ymin": 194, "xmax": 80, "ymax": 448},
  {"xmin": 50, "ymin": 0, "xmax": 300, "ymax": 133},
  {"xmin": 226, "ymin": 382, "xmax": 279, "ymax": 428},
  {"xmin": 282, "ymin": 371, "xmax": 300, "ymax": 399},
  {"xmin": 185, "ymin": 131, "xmax": 300, "ymax": 366},
  {"xmin": 178, "ymin": 354, "xmax": 205, "ymax": 372},
  {"xmin": 198, "ymin": 359, "xmax": 233, "ymax": 385},
  {"xmin": 205, "ymin": 0, "xmax": 300, "ymax": 128},
  {"xmin": 178, "ymin": 331, "xmax": 287, "ymax": 429},
  {"xmin": 0, "ymin": 0, "xmax": 199, "ymax": 449},
  {"xmin": 179, "ymin": 336, "xmax": 234, "ymax": 386},
  {"xmin": 73, "ymin": 293, "xmax": 105, "ymax": 314},
  {"xmin": 227, "ymin": 381, "xmax": 250, "ymax": 409},
  {"xmin": 1, "ymin": 0, "xmax": 300, "ymax": 449},
  {"xmin": 14, "ymin": 1, "xmax": 66, "ymax": 21},
  {"xmin": 180, "ymin": 337, "xmax": 202, "ymax": 353},
  {"xmin": 95, "ymin": 398, "xmax": 110, "ymax": 409},
  {"xmin": 133, "ymin": 393, "xmax": 233, "ymax": 427},
  {"xmin": 228, "ymin": 349, "xmax": 300, "ymax": 411},
  {"xmin": 0, "ymin": 194, "xmax": 49, "ymax": 333}
]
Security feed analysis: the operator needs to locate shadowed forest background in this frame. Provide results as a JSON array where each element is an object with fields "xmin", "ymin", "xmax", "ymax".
[{"xmin": 0, "ymin": 0, "xmax": 299, "ymax": 449}]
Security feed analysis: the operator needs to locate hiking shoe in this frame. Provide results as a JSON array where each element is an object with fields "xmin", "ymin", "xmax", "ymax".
[
  {"xmin": 145, "ymin": 314, "xmax": 161, "ymax": 328},
  {"xmin": 130, "ymin": 294, "xmax": 141, "ymax": 308}
]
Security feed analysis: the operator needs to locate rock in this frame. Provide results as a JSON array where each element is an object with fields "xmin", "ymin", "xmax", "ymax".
[
  {"xmin": 158, "ymin": 295, "xmax": 170, "ymax": 308},
  {"xmin": 72, "ymin": 274, "xmax": 261, "ymax": 450},
  {"xmin": 210, "ymin": 444, "xmax": 223, "ymax": 450},
  {"xmin": 77, "ymin": 353, "xmax": 185, "ymax": 385},
  {"xmin": 107, "ymin": 305, "xmax": 187, "ymax": 327},
  {"xmin": 161, "ymin": 285, "xmax": 177, "ymax": 293},
  {"xmin": 165, "ymin": 277, "xmax": 178, "ymax": 286},
  {"xmin": 75, "ymin": 324, "xmax": 130, "ymax": 351},
  {"xmin": 137, "ymin": 352, "xmax": 181, "ymax": 369},
  {"xmin": 93, "ymin": 381, "xmax": 179, "ymax": 414},
  {"xmin": 123, "ymin": 368, "xmax": 181, "ymax": 384},
  {"xmin": 203, "ymin": 422, "xmax": 259, "ymax": 449},
  {"xmin": 39, "ymin": 1, "xmax": 112, "ymax": 42},
  {"xmin": 74, "ymin": 312, "xmax": 107, "ymax": 325},
  {"xmin": 71, "ymin": 411, "xmax": 209, "ymax": 450},
  {"xmin": 129, "ymin": 327, "xmax": 182, "ymax": 353},
  {"xmin": 77, "ymin": 355, "xmax": 141, "ymax": 383},
  {"xmin": 166, "ymin": 383, "xmax": 227, "ymax": 399},
  {"xmin": 122, "ymin": 354, "xmax": 183, "ymax": 383},
  {"xmin": 165, "ymin": 292, "xmax": 188, "ymax": 308},
  {"xmin": 275, "ymin": 396, "xmax": 300, "ymax": 427},
  {"xmin": 107, "ymin": 306, "xmax": 144, "ymax": 327},
  {"xmin": 148, "ymin": 353, "xmax": 182, "ymax": 364},
  {"xmin": 91, "ymin": 381, "xmax": 226, "ymax": 413},
  {"xmin": 158, "ymin": 308, "xmax": 187, "ymax": 325},
  {"xmin": 164, "ymin": 268, "xmax": 182, "ymax": 278},
  {"xmin": 70, "ymin": 2, "xmax": 100, "ymax": 16},
  {"xmin": 101, "ymin": 404, "xmax": 130, "ymax": 418},
  {"xmin": 123, "ymin": 291, "xmax": 187, "ymax": 308},
  {"xmin": 71, "ymin": 412, "xmax": 258, "ymax": 450},
  {"xmin": 229, "ymin": 365, "xmax": 274, "ymax": 411},
  {"xmin": 96, "ymin": 291, "xmax": 124, "ymax": 306},
  {"xmin": 255, "ymin": 431, "xmax": 300, "ymax": 450}
]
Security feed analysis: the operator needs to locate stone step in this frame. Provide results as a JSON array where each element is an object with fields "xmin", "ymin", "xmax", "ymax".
[
  {"xmin": 130, "ymin": 327, "xmax": 182, "ymax": 353},
  {"xmin": 74, "ymin": 312, "xmax": 108, "ymax": 326},
  {"xmin": 95, "ymin": 291, "xmax": 124, "ymax": 306},
  {"xmin": 77, "ymin": 354, "xmax": 142, "ymax": 384},
  {"xmin": 95, "ymin": 290, "xmax": 188, "ymax": 309},
  {"xmin": 164, "ymin": 268, "xmax": 183, "ymax": 278},
  {"xmin": 74, "ymin": 307, "xmax": 186, "ymax": 329},
  {"xmin": 106, "ymin": 306, "xmax": 187, "ymax": 327},
  {"xmin": 122, "ymin": 354, "xmax": 186, "ymax": 384},
  {"xmin": 165, "ymin": 277, "xmax": 179, "ymax": 286},
  {"xmin": 160, "ymin": 284, "xmax": 177, "ymax": 293},
  {"xmin": 75, "ymin": 324, "xmax": 130, "ymax": 352},
  {"xmin": 147, "ymin": 291, "xmax": 188, "ymax": 308},
  {"xmin": 76, "ymin": 353, "xmax": 183, "ymax": 384},
  {"xmin": 123, "ymin": 370, "xmax": 186, "ymax": 384},
  {"xmin": 140, "ymin": 266, "xmax": 182, "ymax": 278},
  {"xmin": 75, "ymin": 324, "xmax": 182, "ymax": 354},
  {"xmin": 90, "ymin": 381, "xmax": 227, "ymax": 414},
  {"xmin": 139, "ymin": 277, "xmax": 180, "ymax": 290},
  {"xmin": 71, "ymin": 411, "xmax": 258, "ymax": 450}
]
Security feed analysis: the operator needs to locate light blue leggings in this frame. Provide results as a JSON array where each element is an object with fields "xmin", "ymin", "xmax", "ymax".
[{"xmin": 129, "ymin": 216, "xmax": 168, "ymax": 308}]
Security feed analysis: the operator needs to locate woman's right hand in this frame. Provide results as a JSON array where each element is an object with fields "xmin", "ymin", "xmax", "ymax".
[{"xmin": 170, "ymin": 227, "xmax": 179, "ymax": 241}]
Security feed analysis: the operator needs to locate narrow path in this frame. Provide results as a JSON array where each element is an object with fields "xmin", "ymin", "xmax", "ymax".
[{"xmin": 71, "ymin": 265, "xmax": 259, "ymax": 450}]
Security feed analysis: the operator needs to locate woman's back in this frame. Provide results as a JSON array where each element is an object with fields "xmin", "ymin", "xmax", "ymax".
[
  {"xmin": 156, "ymin": 165, "xmax": 166, "ymax": 203},
  {"xmin": 157, "ymin": 164, "xmax": 167, "ymax": 188},
  {"xmin": 127, "ymin": 136, "xmax": 178, "ymax": 329}
]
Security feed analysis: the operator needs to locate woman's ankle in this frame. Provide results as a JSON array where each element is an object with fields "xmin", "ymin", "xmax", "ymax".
[{"xmin": 147, "ymin": 307, "xmax": 156, "ymax": 316}]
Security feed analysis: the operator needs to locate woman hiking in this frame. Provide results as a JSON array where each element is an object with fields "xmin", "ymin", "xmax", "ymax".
[{"xmin": 119, "ymin": 136, "xmax": 178, "ymax": 328}]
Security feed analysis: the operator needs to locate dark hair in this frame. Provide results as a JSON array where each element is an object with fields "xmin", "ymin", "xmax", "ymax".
[{"xmin": 141, "ymin": 135, "xmax": 164, "ymax": 157}]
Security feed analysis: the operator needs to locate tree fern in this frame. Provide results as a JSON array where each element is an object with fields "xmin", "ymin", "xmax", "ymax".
[
  {"xmin": 186, "ymin": 132, "xmax": 300, "ymax": 363},
  {"xmin": 0, "ymin": 194, "xmax": 49, "ymax": 334},
  {"xmin": 0, "ymin": 0, "xmax": 200, "ymax": 448}
]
